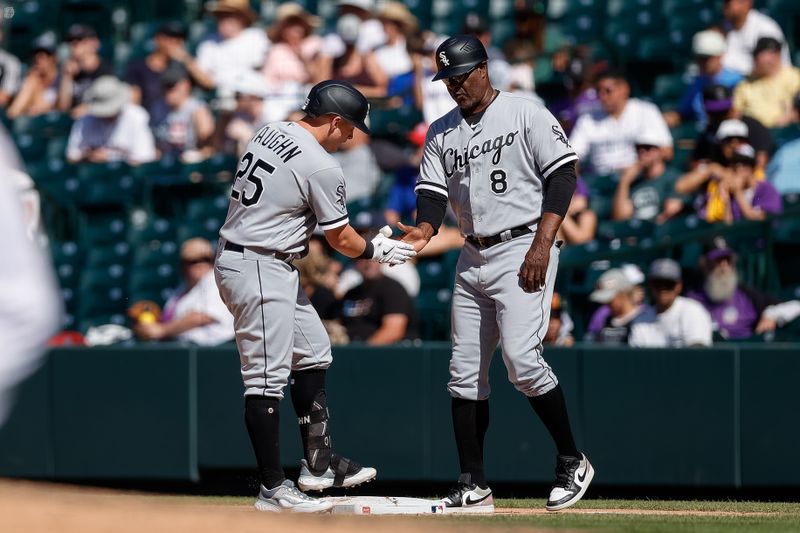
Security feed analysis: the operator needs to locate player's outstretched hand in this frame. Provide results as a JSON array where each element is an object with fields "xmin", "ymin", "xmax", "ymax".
[
  {"xmin": 519, "ymin": 240, "xmax": 550, "ymax": 292},
  {"xmin": 372, "ymin": 225, "xmax": 416, "ymax": 266}
]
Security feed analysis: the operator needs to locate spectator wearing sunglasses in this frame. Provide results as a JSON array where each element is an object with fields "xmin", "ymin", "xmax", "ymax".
[
  {"xmin": 613, "ymin": 129, "xmax": 685, "ymax": 223},
  {"xmin": 133, "ymin": 237, "xmax": 234, "ymax": 345}
]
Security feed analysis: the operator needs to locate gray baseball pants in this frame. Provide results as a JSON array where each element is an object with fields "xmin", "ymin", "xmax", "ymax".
[
  {"xmin": 215, "ymin": 243, "xmax": 333, "ymax": 398},
  {"xmin": 448, "ymin": 234, "xmax": 560, "ymax": 400}
]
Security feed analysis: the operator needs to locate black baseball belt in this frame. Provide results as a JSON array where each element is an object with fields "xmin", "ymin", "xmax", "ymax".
[
  {"xmin": 466, "ymin": 225, "xmax": 533, "ymax": 249},
  {"xmin": 224, "ymin": 241, "xmax": 294, "ymax": 261}
]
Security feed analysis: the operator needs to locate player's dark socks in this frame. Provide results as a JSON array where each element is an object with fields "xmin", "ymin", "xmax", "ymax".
[
  {"xmin": 244, "ymin": 395, "xmax": 284, "ymax": 489},
  {"xmin": 451, "ymin": 397, "xmax": 490, "ymax": 488},
  {"xmin": 527, "ymin": 384, "xmax": 580, "ymax": 458},
  {"xmin": 290, "ymin": 369, "xmax": 327, "ymax": 414}
]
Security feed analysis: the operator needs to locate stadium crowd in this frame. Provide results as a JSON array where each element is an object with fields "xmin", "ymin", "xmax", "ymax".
[{"xmin": 2, "ymin": 0, "xmax": 800, "ymax": 347}]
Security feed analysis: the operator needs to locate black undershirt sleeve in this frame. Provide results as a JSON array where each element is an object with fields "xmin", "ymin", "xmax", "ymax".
[
  {"xmin": 415, "ymin": 189, "xmax": 448, "ymax": 235},
  {"xmin": 542, "ymin": 162, "xmax": 577, "ymax": 218}
]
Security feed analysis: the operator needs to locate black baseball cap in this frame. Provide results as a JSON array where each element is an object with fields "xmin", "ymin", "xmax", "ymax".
[
  {"xmin": 156, "ymin": 21, "xmax": 188, "ymax": 39},
  {"xmin": 703, "ymin": 83, "xmax": 733, "ymax": 113},
  {"xmin": 753, "ymin": 36, "xmax": 782, "ymax": 56},
  {"xmin": 161, "ymin": 63, "xmax": 189, "ymax": 88},
  {"xmin": 66, "ymin": 24, "xmax": 97, "ymax": 41}
]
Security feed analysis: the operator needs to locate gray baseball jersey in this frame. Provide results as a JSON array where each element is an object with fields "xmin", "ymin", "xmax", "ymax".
[
  {"xmin": 219, "ymin": 121, "xmax": 349, "ymax": 254},
  {"xmin": 415, "ymin": 91, "xmax": 577, "ymax": 237},
  {"xmin": 215, "ymin": 120, "xmax": 350, "ymax": 398},
  {"xmin": 416, "ymin": 91, "xmax": 577, "ymax": 400}
]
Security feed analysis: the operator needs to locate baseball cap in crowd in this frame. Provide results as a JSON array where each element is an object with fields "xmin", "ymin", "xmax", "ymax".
[
  {"xmin": 156, "ymin": 21, "xmax": 188, "ymax": 39},
  {"xmin": 31, "ymin": 31, "xmax": 57, "ymax": 55},
  {"xmin": 716, "ymin": 118, "xmax": 749, "ymax": 141},
  {"xmin": 753, "ymin": 36, "xmax": 782, "ymax": 56},
  {"xmin": 66, "ymin": 23, "xmax": 97, "ymax": 41},
  {"xmin": 590, "ymin": 269, "xmax": 634, "ymax": 304},
  {"xmin": 692, "ymin": 30, "xmax": 726, "ymax": 57},
  {"xmin": 462, "ymin": 12, "xmax": 489, "ymax": 35},
  {"xmin": 635, "ymin": 128, "xmax": 665, "ymax": 151},
  {"xmin": 703, "ymin": 84, "xmax": 733, "ymax": 113},
  {"xmin": 233, "ymin": 71, "xmax": 269, "ymax": 98},
  {"xmin": 407, "ymin": 122, "xmax": 428, "ymax": 147},
  {"xmin": 731, "ymin": 143, "xmax": 756, "ymax": 165},
  {"xmin": 161, "ymin": 63, "xmax": 189, "ymax": 89},
  {"xmin": 703, "ymin": 237, "xmax": 736, "ymax": 265},
  {"xmin": 85, "ymin": 76, "xmax": 130, "ymax": 118},
  {"xmin": 621, "ymin": 264, "xmax": 645, "ymax": 285},
  {"xmin": 648, "ymin": 258, "xmax": 682, "ymax": 283},
  {"xmin": 337, "ymin": 13, "xmax": 361, "ymax": 45}
]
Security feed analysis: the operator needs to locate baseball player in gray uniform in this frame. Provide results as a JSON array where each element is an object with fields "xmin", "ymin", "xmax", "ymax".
[
  {"xmin": 215, "ymin": 80, "xmax": 416, "ymax": 513},
  {"xmin": 400, "ymin": 36, "xmax": 594, "ymax": 513}
]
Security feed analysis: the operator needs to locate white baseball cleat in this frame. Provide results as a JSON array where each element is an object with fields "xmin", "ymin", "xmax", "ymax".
[
  {"xmin": 440, "ymin": 473, "xmax": 495, "ymax": 514},
  {"xmin": 297, "ymin": 458, "xmax": 377, "ymax": 492},
  {"xmin": 545, "ymin": 453, "xmax": 594, "ymax": 511},
  {"xmin": 254, "ymin": 479, "xmax": 333, "ymax": 513}
]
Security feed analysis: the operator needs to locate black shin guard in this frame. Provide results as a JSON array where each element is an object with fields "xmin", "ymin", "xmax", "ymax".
[
  {"xmin": 527, "ymin": 384, "xmax": 580, "ymax": 458},
  {"xmin": 451, "ymin": 397, "xmax": 490, "ymax": 488},
  {"xmin": 244, "ymin": 395, "xmax": 284, "ymax": 489},
  {"xmin": 291, "ymin": 369, "xmax": 361, "ymax": 486}
]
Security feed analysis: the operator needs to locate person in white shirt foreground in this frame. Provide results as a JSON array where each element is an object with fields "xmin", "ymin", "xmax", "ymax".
[
  {"xmin": 0, "ymin": 125, "xmax": 61, "ymax": 427},
  {"xmin": 629, "ymin": 258, "xmax": 713, "ymax": 347},
  {"xmin": 133, "ymin": 238, "xmax": 234, "ymax": 346}
]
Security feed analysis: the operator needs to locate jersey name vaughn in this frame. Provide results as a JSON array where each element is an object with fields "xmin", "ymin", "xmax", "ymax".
[
  {"xmin": 252, "ymin": 125, "xmax": 304, "ymax": 163},
  {"xmin": 443, "ymin": 130, "xmax": 519, "ymax": 177}
]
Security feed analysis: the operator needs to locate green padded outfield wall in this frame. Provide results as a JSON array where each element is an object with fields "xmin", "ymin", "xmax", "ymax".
[{"xmin": 0, "ymin": 343, "xmax": 798, "ymax": 487}]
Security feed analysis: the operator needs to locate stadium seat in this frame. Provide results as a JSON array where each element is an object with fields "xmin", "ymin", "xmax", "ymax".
[
  {"xmin": 86, "ymin": 242, "xmax": 132, "ymax": 268},
  {"xmin": 73, "ymin": 162, "xmax": 143, "ymax": 206},
  {"xmin": 185, "ymin": 195, "xmax": 230, "ymax": 221},
  {"xmin": 596, "ymin": 219, "xmax": 656, "ymax": 243},
  {"xmin": 128, "ymin": 263, "xmax": 179, "ymax": 304},
  {"xmin": 129, "ymin": 216, "xmax": 177, "ymax": 245},
  {"xmin": 416, "ymin": 287, "xmax": 452, "ymax": 340},
  {"xmin": 589, "ymin": 195, "xmax": 614, "ymax": 220},
  {"xmin": 79, "ymin": 213, "xmax": 128, "ymax": 247},
  {"xmin": 12, "ymin": 113, "xmax": 73, "ymax": 138},
  {"xmin": 770, "ymin": 125, "xmax": 800, "ymax": 149},
  {"xmin": 652, "ymin": 73, "xmax": 688, "ymax": 108}
]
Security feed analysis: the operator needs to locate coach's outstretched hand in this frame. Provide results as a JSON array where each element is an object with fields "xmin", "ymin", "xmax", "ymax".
[
  {"xmin": 371, "ymin": 226, "xmax": 416, "ymax": 266},
  {"xmin": 397, "ymin": 222, "xmax": 434, "ymax": 253}
]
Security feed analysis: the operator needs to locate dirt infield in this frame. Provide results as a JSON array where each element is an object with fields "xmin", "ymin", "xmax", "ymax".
[
  {"xmin": 0, "ymin": 480, "xmax": 532, "ymax": 533},
  {"xmin": 1, "ymin": 479, "xmax": 791, "ymax": 533}
]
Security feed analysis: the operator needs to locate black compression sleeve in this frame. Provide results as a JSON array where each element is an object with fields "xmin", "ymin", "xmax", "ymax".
[
  {"xmin": 542, "ymin": 162, "xmax": 577, "ymax": 218},
  {"xmin": 415, "ymin": 189, "xmax": 448, "ymax": 235}
]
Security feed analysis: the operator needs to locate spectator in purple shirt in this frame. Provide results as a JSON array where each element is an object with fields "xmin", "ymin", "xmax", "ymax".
[
  {"xmin": 688, "ymin": 240, "xmax": 778, "ymax": 339},
  {"xmin": 728, "ymin": 144, "xmax": 782, "ymax": 221}
]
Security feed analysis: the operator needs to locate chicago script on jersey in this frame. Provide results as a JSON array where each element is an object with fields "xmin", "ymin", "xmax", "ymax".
[{"xmin": 442, "ymin": 130, "xmax": 519, "ymax": 177}]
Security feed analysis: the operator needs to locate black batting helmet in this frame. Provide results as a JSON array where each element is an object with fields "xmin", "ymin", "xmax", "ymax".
[
  {"xmin": 432, "ymin": 34, "xmax": 488, "ymax": 81},
  {"xmin": 301, "ymin": 80, "xmax": 370, "ymax": 134}
]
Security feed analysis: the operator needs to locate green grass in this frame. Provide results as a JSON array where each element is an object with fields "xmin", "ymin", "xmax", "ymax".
[{"xmin": 155, "ymin": 495, "xmax": 800, "ymax": 532}]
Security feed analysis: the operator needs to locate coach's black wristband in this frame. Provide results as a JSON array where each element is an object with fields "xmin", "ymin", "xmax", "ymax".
[
  {"xmin": 416, "ymin": 189, "xmax": 448, "ymax": 236},
  {"xmin": 357, "ymin": 240, "xmax": 374, "ymax": 259},
  {"xmin": 542, "ymin": 162, "xmax": 577, "ymax": 218}
]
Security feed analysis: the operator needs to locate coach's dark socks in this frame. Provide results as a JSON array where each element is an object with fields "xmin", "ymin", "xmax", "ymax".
[
  {"xmin": 451, "ymin": 397, "xmax": 490, "ymax": 489},
  {"xmin": 244, "ymin": 395, "xmax": 284, "ymax": 489},
  {"xmin": 527, "ymin": 384, "xmax": 580, "ymax": 458}
]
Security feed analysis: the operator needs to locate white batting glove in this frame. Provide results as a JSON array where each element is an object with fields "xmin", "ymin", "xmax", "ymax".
[{"xmin": 371, "ymin": 225, "xmax": 416, "ymax": 265}]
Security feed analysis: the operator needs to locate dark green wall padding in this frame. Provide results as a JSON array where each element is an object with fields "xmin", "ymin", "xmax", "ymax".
[{"xmin": 1, "ymin": 343, "xmax": 798, "ymax": 487}]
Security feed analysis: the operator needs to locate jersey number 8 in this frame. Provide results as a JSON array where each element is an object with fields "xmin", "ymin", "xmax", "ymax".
[
  {"xmin": 490, "ymin": 169, "xmax": 507, "ymax": 194},
  {"xmin": 231, "ymin": 151, "xmax": 276, "ymax": 207}
]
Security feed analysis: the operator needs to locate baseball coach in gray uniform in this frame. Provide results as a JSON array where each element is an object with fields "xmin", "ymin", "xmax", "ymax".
[
  {"xmin": 399, "ymin": 35, "xmax": 594, "ymax": 513},
  {"xmin": 216, "ymin": 80, "xmax": 416, "ymax": 513}
]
